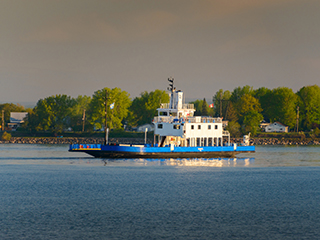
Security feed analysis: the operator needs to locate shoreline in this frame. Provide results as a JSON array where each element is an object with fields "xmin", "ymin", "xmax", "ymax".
[
  {"xmin": 236, "ymin": 137, "xmax": 320, "ymax": 146},
  {"xmin": 1, "ymin": 137, "xmax": 320, "ymax": 145}
]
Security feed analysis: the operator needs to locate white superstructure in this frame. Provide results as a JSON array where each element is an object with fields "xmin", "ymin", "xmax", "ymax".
[{"xmin": 153, "ymin": 78, "xmax": 230, "ymax": 147}]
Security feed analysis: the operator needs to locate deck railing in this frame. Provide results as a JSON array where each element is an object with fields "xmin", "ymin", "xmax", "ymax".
[
  {"xmin": 153, "ymin": 116, "xmax": 222, "ymax": 124},
  {"xmin": 69, "ymin": 144, "xmax": 101, "ymax": 150},
  {"xmin": 160, "ymin": 103, "xmax": 194, "ymax": 109}
]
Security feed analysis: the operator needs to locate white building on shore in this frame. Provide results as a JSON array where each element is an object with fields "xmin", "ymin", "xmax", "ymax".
[
  {"xmin": 8, "ymin": 112, "xmax": 28, "ymax": 131},
  {"xmin": 265, "ymin": 122, "xmax": 289, "ymax": 133}
]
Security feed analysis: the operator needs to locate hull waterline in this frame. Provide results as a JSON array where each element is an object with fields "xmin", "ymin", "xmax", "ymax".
[{"xmin": 69, "ymin": 144, "xmax": 255, "ymax": 159}]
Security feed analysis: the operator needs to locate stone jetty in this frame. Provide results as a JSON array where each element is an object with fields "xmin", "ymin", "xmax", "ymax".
[
  {"xmin": 0, "ymin": 137, "xmax": 152, "ymax": 145},
  {"xmin": 231, "ymin": 138, "xmax": 320, "ymax": 146},
  {"xmin": 1, "ymin": 137, "xmax": 320, "ymax": 145}
]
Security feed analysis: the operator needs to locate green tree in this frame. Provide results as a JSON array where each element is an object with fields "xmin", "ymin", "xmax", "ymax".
[
  {"xmin": 30, "ymin": 98, "xmax": 54, "ymax": 131},
  {"xmin": 49, "ymin": 95, "xmax": 75, "ymax": 132},
  {"xmin": 19, "ymin": 108, "xmax": 36, "ymax": 132},
  {"xmin": 236, "ymin": 94, "xmax": 262, "ymax": 124},
  {"xmin": 232, "ymin": 94, "xmax": 263, "ymax": 135},
  {"xmin": 70, "ymin": 95, "xmax": 91, "ymax": 131},
  {"xmin": 201, "ymin": 98, "xmax": 209, "ymax": 116},
  {"xmin": 225, "ymin": 121, "xmax": 241, "ymax": 137},
  {"xmin": 192, "ymin": 98, "xmax": 213, "ymax": 116},
  {"xmin": 264, "ymin": 87, "xmax": 297, "ymax": 129},
  {"xmin": 192, "ymin": 99, "xmax": 202, "ymax": 116},
  {"xmin": 128, "ymin": 90, "xmax": 169, "ymax": 126},
  {"xmin": 253, "ymin": 87, "xmax": 271, "ymax": 100},
  {"xmin": 1, "ymin": 131, "xmax": 11, "ymax": 141},
  {"xmin": 254, "ymin": 87, "xmax": 272, "ymax": 122},
  {"xmin": 243, "ymin": 110, "xmax": 263, "ymax": 136},
  {"xmin": 30, "ymin": 95, "xmax": 76, "ymax": 132},
  {"xmin": 88, "ymin": 87, "xmax": 131, "ymax": 130},
  {"xmin": 230, "ymin": 86, "xmax": 255, "ymax": 120},
  {"xmin": 230, "ymin": 85, "xmax": 254, "ymax": 103},
  {"xmin": 225, "ymin": 102, "xmax": 238, "ymax": 122},
  {"xmin": 212, "ymin": 89, "xmax": 231, "ymax": 118},
  {"xmin": 297, "ymin": 85, "xmax": 320, "ymax": 131}
]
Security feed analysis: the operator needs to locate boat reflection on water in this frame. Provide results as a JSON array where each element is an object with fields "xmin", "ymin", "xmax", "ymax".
[{"xmin": 103, "ymin": 157, "xmax": 255, "ymax": 167}]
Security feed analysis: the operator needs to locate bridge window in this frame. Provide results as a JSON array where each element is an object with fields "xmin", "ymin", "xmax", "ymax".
[
  {"xmin": 158, "ymin": 124, "xmax": 163, "ymax": 129},
  {"xmin": 198, "ymin": 125, "xmax": 201, "ymax": 130},
  {"xmin": 174, "ymin": 124, "xmax": 180, "ymax": 129},
  {"xmin": 191, "ymin": 125, "xmax": 194, "ymax": 130},
  {"xmin": 208, "ymin": 125, "xmax": 211, "ymax": 130},
  {"xmin": 215, "ymin": 125, "xmax": 218, "ymax": 130}
]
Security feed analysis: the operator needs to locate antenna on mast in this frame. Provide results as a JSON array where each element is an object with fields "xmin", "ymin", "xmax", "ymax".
[
  {"xmin": 167, "ymin": 77, "xmax": 175, "ymax": 92},
  {"xmin": 167, "ymin": 77, "xmax": 176, "ymax": 108}
]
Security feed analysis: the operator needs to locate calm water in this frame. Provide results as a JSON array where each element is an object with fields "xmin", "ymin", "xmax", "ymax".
[{"xmin": 1, "ymin": 144, "xmax": 320, "ymax": 239}]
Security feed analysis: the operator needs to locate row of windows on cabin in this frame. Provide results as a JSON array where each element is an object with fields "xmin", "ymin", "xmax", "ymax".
[
  {"xmin": 186, "ymin": 137, "xmax": 223, "ymax": 147},
  {"xmin": 190, "ymin": 124, "xmax": 218, "ymax": 130},
  {"xmin": 157, "ymin": 124, "xmax": 219, "ymax": 130},
  {"xmin": 157, "ymin": 124, "xmax": 181, "ymax": 129}
]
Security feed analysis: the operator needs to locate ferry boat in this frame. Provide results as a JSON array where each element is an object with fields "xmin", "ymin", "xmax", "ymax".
[{"xmin": 69, "ymin": 78, "xmax": 255, "ymax": 158}]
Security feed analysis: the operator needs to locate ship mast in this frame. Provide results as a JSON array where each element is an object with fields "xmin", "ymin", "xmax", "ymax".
[
  {"xmin": 167, "ymin": 77, "xmax": 175, "ymax": 109},
  {"xmin": 104, "ymin": 90, "xmax": 109, "ymax": 145}
]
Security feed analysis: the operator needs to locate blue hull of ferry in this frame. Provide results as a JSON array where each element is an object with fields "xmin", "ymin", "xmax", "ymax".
[{"xmin": 69, "ymin": 144, "xmax": 255, "ymax": 158}]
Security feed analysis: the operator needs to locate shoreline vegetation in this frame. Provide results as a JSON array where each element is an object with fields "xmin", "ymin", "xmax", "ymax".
[
  {"xmin": 1, "ymin": 130, "xmax": 320, "ymax": 145},
  {"xmin": 1, "ymin": 85, "xmax": 320, "ymax": 138},
  {"xmin": 1, "ymin": 136, "xmax": 319, "ymax": 146}
]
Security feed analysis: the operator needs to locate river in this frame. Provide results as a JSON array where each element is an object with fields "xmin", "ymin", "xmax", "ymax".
[{"xmin": 1, "ymin": 144, "xmax": 320, "ymax": 239}]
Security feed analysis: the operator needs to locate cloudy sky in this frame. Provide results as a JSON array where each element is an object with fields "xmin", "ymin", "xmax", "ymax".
[{"xmin": 1, "ymin": 0, "xmax": 320, "ymax": 104}]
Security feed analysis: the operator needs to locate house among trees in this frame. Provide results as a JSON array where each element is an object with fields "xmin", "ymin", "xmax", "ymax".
[
  {"xmin": 8, "ymin": 112, "xmax": 28, "ymax": 131},
  {"xmin": 265, "ymin": 122, "xmax": 289, "ymax": 133}
]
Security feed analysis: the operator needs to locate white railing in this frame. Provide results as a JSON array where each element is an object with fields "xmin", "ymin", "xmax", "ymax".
[
  {"xmin": 186, "ymin": 117, "xmax": 222, "ymax": 123},
  {"xmin": 160, "ymin": 103, "xmax": 194, "ymax": 110},
  {"xmin": 153, "ymin": 116, "xmax": 175, "ymax": 123},
  {"xmin": 153, "ymin": 116, "xmax": 223, "ymax": 124}
]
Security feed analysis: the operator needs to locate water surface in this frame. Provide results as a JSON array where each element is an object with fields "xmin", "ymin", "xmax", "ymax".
[{"xmin": 1, "ymin": 144, "xmax": 320, "ymax": 239}]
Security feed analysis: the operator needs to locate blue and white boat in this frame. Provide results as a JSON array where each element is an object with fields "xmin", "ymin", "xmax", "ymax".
[{"xmin": 69, "ymin": 78, "xmax": 255, "ymax": 158}]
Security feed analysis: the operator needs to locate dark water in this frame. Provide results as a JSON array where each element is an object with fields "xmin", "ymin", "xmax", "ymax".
[{"xmin": 1, "ymin": 144, "xmax": 320, "ymax": 239}]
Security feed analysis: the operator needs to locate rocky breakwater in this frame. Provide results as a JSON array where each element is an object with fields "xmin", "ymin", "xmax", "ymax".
[
  {"xmin": 0, "ymin": 137, "xmax": 153, "ymax": 145},
  {"xmin": 230, "ymin": 138, "xmax": 320, "ymax": 146},
  {"xmin": 1, "ymin": 137, "xmax": 320, "ymax": 146}
]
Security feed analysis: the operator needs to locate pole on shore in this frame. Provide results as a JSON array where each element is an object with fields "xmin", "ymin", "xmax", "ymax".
[
  {"xmin": 104, "ymin": 90, "xmax": 109, "ymax": 145},
  {"xmin": 1, "ymin": 110, "xmax": 4, "ymax": 131},
  {"xmin": 295, "ymin": 106, "xmax": 299, "ymax": 132},
  {"xmin": 82, "ymin": 109, "xmax": 86, "ymax": 132},
  {"xmin": 220, "ymin": 92, "xmax": 222, "ymax": 118},
  {"xmin": 106, "ymin": 128, "xmax": 109, "ymax": 145},
  {"xmin": 145, "ymin": 128, "xmax": 148, "ymax": 145}
]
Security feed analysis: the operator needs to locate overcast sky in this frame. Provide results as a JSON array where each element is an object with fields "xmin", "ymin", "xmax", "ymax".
[{"xmin": 1, "ymin": 0, "xmax": 320, "ymax": 104}]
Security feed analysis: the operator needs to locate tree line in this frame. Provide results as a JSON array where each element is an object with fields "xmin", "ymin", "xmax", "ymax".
[
  {"xmin": 0, "ymin": 85, "xmax": 319, "ymax": 136},
  {"xmin": 0, "ymin": 88, "xmax": 169, "ymax": 134},
  {"xmin": 199, "ymin": 85, "xmax": 320, "ymax": 136}
]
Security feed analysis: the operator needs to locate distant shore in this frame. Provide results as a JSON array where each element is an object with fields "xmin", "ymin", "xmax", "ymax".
[
  {"xmin": 236, "ymin": 137, "xmax": 320, "ymax": 146},
  {"xmin": 1, "ymin": 137, "xmax": 320, "ymax": 145}
]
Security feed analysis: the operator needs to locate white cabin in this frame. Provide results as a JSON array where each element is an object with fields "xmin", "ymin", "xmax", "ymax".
[
  {"xmin": 153, "ymin": 79, "xmax": 230, "ymax": 147},
  {"xmin": 265, "ymin": 122, "xmax": 289, "ymax": 133}
]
